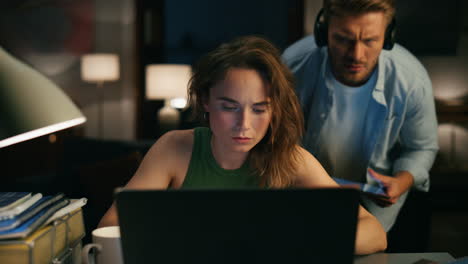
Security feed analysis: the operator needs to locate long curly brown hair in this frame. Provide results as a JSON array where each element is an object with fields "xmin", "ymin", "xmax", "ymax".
[{"xmin": 188, "ymin": 36, "xmax": 304, "ymax": 188}]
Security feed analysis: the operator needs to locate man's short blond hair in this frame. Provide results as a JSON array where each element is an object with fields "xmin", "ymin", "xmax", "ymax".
[{"xmin": 323, "ymin": 0, "xmax": 396, "ymax": 25}]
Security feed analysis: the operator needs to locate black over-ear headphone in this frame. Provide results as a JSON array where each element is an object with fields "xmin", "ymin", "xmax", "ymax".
[{"xmin": 314, "ymin": 8, "xmax": 396, "ymax": 50}]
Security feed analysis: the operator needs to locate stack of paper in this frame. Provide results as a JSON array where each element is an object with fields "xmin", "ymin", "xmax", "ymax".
[
  {"xmin": 0, "ymin": 206, "xmax": 86, "ymax": 264},
  {"xmin": 0, "ymin": 193, "xmax": 87, "ymax": 264},
  {"xmin": 0, "ymin": 192, "xmax": 38, "ymax": 220},
  {"xmin": 0, "ymin": 193, "xmax": 87, "ymax": 240}
]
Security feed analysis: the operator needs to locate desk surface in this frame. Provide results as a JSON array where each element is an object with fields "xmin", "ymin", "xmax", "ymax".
[{"xmin": 355, "ymin": 252, "xmax": 455, "ymax": 264}]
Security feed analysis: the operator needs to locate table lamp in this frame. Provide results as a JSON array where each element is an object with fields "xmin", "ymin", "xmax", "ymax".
[
  {"xmin": 0, "ymin": 47, "xmax": 86, "ymax": 148},
  {"xmin": 81, "ymin": 53, "xmax": 120, "ymax": 138},
  {"xmin": 145, "ymin": 64, "xmax": 191, "ymax": 130}
]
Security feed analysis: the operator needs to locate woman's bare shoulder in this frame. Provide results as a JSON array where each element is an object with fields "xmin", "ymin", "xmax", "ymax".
[
  {"xmin": 157, "ymin": 129, "xmax": 195, "ymax": 187},
  {"xmin": 293, "ymin": 145, "xmax": 338, "ymax": 188},
  {"xmin": 170, "ymin": 129, "xmax": 195, "ymax": 146},
  {"xmin": 125, "ymin": 129, "xmax": 195, "ymax": 189},
  {"xmin": 294, "ymin": 145, "xmax": 317, "ymax": 165},
  {"xmin": 151, "ymin": 129, "xmax": 194, "ymax": 153}
]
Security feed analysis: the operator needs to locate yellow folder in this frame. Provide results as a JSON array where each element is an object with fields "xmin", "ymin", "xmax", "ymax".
[{"xmin": 0, "ymin": 208, "xmax": 85, "ymax": 264}]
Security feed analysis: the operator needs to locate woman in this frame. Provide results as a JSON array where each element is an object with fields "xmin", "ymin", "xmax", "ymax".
[{"xmin": 99, "ymin": 36, "xmax": 386, "ymax": 254}]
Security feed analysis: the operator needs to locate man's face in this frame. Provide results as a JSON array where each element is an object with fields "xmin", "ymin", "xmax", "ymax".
[{"xmin": 327, "ymin": 12, "xmax": 387, "ymax": 86}]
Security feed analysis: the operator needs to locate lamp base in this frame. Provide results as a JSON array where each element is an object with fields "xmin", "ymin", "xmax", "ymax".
[{"xmin": 158, "ymin": 105, "xmax": 180, "ymax": 132}]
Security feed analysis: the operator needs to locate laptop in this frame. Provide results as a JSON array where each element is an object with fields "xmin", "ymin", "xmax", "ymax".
[{"xmin": 116, "ymin": 188, "xmax": 359, "ymax": 264}]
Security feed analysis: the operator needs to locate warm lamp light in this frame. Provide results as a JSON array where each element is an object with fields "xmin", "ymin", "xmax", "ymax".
[
  {"xmin": 81, "ymin": 54, "xmax": 119, "ymax": 83},
  {"xmin": 145, "ymin": 64, "xmax": 191, "ymax": 129},
  {"xmin": 0, "ymin": 47, "xmax": 86, "ymax": 148},
  {"xmin": 81, "ymin": 53, "xmax": 120, "ymax": 138}
]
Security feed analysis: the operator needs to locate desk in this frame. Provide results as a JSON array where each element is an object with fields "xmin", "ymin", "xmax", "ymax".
[
  {"xmin": 355, "ymin": 252, "xmax": 455, "ymax": 264},
  {"xmin": 85, "ymin": 251, "xmax": 455, "ymax": 264}
]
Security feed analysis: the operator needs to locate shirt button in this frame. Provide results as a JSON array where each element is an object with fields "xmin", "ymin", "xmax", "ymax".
[{"xmin": 320, "ymin": 113, "xmax": 326, "ymax": 119}]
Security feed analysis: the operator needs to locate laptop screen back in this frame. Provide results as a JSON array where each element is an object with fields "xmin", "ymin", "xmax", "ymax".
[{"xmin": 116, "ymin": 188, "xmax": 359, "ymax": 264}]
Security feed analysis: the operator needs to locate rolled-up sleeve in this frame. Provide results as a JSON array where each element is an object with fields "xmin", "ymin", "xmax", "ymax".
[{"xmin": 392, "ymin": 76, "xmax": 439, "ymax": 191}]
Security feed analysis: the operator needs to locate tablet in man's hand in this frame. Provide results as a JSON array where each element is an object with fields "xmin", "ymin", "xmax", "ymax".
[{"xmin": 333, "ymin": 177, "xmax": 389, "ymax": 199}]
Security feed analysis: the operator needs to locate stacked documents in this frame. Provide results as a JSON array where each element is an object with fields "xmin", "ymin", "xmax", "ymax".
[
  {"xmin": 0, "ymin": 192, "xmax": 87, "ymax": 239},
  {"xmin": 0, "ymin": 192, "xmax": 87, "ymax": 263},
  {"xmin": 0, "ymin": 192, "xmax": 35, "ymax": 220}
]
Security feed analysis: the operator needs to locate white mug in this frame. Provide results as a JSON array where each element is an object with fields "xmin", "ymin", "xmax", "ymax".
[{"xmin": 82, "ymin": 226, "xmax": 124, "ymax": 264}]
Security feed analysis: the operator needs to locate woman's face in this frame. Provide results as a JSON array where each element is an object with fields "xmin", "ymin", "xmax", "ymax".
[{"xmin": 204, "ymin": 68, "xmax": 272, "ymax": 154}]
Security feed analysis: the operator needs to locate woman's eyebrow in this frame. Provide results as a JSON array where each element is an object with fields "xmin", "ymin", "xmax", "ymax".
[
  {"xmin": 217, "ymin": 96, "xmax": 270, "ymax": 106},
  {"xmin": 217, "ymin": 96, "xmax": 238, "ymax": 103}
]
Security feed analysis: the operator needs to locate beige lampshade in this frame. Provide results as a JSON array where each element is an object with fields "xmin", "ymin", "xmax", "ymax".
[
  {"xmin": 81, "ymin": 54, "xmax": 120, "ymax": 82},
  {"xmin": 145, "ymin": 64, "xmax": 191, "ymax": 100},
  {"xmin": 0, "ymin": 47, "xmax": 86, "ymax": 148}
]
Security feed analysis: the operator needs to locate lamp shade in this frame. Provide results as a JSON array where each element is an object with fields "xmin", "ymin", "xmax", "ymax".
[
  {"xmin": 0, "ymin": 47, "xmax": 86, "ymax": 148},
  {"xmin": 145, "ymin": 64, "xmax": 191, "ymax": 100},
  {"xmin": 81, "ymin": 54, "xmax": 120, "ymax": 82}
]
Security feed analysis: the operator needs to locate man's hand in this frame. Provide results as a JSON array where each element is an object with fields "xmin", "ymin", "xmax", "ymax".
[{"xmin": 367, "ymin": 168, "xmax": 414, "ymax": 207}]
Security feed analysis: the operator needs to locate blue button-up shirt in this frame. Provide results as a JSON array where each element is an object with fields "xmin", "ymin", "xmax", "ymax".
[{"xmin": 283, "ymin": 35, "xmax": 439, "ymax": 230}]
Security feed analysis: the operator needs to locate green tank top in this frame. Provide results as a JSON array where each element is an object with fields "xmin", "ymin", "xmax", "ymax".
[{"xmin": 182, "ymin": 127, "xmax": 258, "ymax": 188}]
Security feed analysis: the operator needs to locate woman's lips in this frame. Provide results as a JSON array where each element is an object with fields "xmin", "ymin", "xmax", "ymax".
[{"xmin": 232, "ymin": 137, "xmax": 251, "ymax": 144}]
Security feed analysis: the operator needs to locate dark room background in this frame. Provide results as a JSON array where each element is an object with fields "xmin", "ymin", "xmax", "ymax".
[{"xmin": 0, "ymin": 0, "xmax": 467, "ymax": 257}]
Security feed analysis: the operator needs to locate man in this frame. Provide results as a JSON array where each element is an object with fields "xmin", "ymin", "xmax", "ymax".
[{"xmin": 283, "ymin": 0, "xmax": 438, "ymax": 232}]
